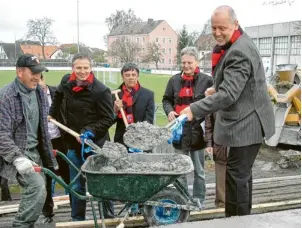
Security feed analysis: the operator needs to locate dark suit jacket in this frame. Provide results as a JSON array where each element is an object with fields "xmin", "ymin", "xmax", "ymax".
[
  {"xmin": 190, "ymin": 32, "xmax": 275, "ymax": 147},
  {"xmin": 113, "ymin": 84, "xmax": 155, "ymax": 145}
]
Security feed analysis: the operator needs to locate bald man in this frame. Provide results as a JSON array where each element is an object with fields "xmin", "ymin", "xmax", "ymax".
[{"xmin": 180, "ymin": 5, "xmax": 274, "ymax": 217}]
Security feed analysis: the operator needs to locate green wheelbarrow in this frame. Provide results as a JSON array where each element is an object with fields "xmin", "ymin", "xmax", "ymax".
[{"xmin": 34, "ymin": 151, "xmax": 202, "ymax": 228}]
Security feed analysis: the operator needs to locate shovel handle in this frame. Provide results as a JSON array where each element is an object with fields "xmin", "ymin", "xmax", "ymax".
[
  {"xmin": 49, "ymin": 118, "xmax": 80, "ymax": 138},
  {"xmin": 113, "ymin": 93, "xmax": 129, "ymax": 128}
]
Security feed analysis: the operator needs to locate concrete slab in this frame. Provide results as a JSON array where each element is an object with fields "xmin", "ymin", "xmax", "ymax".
[{"xmin": 155, "ymin": 209, "xmax": 301, "ymax": 228}]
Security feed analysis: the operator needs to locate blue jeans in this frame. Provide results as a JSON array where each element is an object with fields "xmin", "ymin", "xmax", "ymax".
[
  {"xmin": 67, "ymin": 149, "xmax": 86, "ymax": 221},
  {"xmin": 174, "ymin": 148, "xmax": 206, "ymax": 203}
]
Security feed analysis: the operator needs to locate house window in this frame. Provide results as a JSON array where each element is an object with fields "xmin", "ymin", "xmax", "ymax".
[
  {"xmin": 161, "ymin": 58, "xmax": 165, "ymax": 64},
  {"xmin": 169, "ymin": 58, "xmax": 172, "ymax": 64},
  {"xmin": 169, "ymin": 38, "xmax": 172, "ymax": 44},
  {"xmin": 143, "ymin": 37, "xmax": 145, "ymax": 43},
  {"xmin": 162, "ymin": 38, "xmax": 166, "ymax": 43},
  {"xmin": 169, "ymin": 48, "xmax": 172, "ymax": 54},
  {"xmin": 142, "ymin": 48, "xmax": 145, "ymax": 53},
  {"xmin": 291, "ymin": 35, "xmax": 301, "ymax": 55},
  {"xmin": 252, "ymin": 38, "xmax": 258, "ymax": 48},
  {"xmin": 156, "ymin": 38, "xmax": 159, "ymax": 42},
  {"xmin": 274, "ymin": 36, "xmax": 288, "ymax": 55},
  {"xmin": 259, "ymin": 38, "xmax": 271, "ymax": 56},
  {"xmin": 162, "ymin": 48, "xmax": 166, "ymax": 54},
  {"xmin": 136, "ymin": 37, "xmax": 140, "ymax": 43}
]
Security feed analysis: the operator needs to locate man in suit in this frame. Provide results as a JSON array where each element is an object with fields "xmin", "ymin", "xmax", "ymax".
[
  {"xmin": 180, "ymin": 5, "xmax": 275, "ymax": 217},
  {"xmin": 114, "ymin": 63, "xmax": 155, "ymax": 147},
  {"xmin": 38, "ymin": 74, "xmax": 70, "ymax": 223}
]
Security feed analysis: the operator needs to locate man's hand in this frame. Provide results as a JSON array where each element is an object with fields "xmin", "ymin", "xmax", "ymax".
[
  {"xmin": 13, "ymin": 157, "xmax": 37, "ymax": 175},
  {"xmin": 114, "ymin": 100, "xmax": 123, "ymax": 113},
  {"xmin": 180, "ymin": 107, "xmax": 194, "ymax": 121},
  {"xmin": 205, "ymin": 147, "xmax": 213, "ymax": 155},
  {"xmin": 205, "ymin": 87, "xmax": 216, "ymax": 97},
  {"xmin": 168, "ymin": 111, "xmax": 179, "ymax": 122}
]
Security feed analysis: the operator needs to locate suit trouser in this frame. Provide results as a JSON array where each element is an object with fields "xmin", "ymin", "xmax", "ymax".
[
  {"xmin": 215, "ymin": 162, "xmax": 226, "ymax": 207},
  {"xmin": 174, "ymin": 148, "xmax": 206, "ymax": 203},
  {"xmin": 43, "ymin": 137, "xmax": 70, "ymax": 218},
  {"xmin": 12, "ymin": 172, "xmax": 46, "ymax": 228},
  {"xmin": 0, "ymin": 176, "xmax": 12, "ymax": 201},
  {"xmin": 225, "ymin": 143, "xmax": 261, "ymax": 217},
  {"xmin": 213, "ymin": 145, "xmax": 227, "ymax": 208}
]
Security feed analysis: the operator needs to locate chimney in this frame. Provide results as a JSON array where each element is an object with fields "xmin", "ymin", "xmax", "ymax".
[{"xmin": 147, "ymin": 18, "xmax": 154, "ymax": 25}]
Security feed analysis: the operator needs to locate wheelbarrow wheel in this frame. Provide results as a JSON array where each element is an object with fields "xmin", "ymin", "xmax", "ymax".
[{"xmin": 143, "ymin": 187, "xmax": 190, "ymax": 226}]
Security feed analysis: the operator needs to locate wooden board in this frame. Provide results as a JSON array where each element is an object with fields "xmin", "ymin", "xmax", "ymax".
[{"xmin": 56, "ymin": 200, "xmax": 301, "ymax": 227}]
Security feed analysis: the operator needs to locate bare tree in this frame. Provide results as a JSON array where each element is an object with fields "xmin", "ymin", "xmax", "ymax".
[
  {"xmin": 105, "ymin": 9, "xmax": 142, "ymax": 32},
  {"xmin": 142, "ymin": 42, "xmax": 163, "ymax": 69},
  {"xmin": 293, "ymin": 21, "xmax": 301, "ymax": 34},
  {"xmin": 196, "ymin": 19, "xmax": 215, "ymax": 69},
  {"xmin": 108, "ymin": 36, "xmax": 140, "ymax": 64},
  {"xmin": 262, "ymin": 0, "xmax": 295, "ymax": 5},
  {"xmin": 26, "ymin": 17, "xmax": 56, "ymax": 59}
]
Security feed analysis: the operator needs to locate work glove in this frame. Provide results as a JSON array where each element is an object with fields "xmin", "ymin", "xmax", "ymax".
[
  {"xmin": 13, "ymin": 157, "xmax": 37, "ymax": 175},
  {"xmin": 80, "ymin": 130, "xmax": 95, "ymax": 142}
]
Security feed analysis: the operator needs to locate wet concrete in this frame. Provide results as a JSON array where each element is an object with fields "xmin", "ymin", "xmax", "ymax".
[
  {"xmin": 123, "ymin": 121, "xmax": 171, "ymax": 151},
  {"xmin": 154, "ymin": 209, "xmax": 301, "ymax": 228},
  {"xmin": 86, "ymin": 153, "xmax": 193, "ymax": 174},
  {"xmin": 96, "ymin": 141, "xmax": 128, "ymax": 159}
]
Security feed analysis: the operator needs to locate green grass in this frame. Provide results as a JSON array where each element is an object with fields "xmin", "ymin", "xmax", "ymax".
[{"xmin": 0, "ymin": 70, "xmax": 171, "ymax": 129}]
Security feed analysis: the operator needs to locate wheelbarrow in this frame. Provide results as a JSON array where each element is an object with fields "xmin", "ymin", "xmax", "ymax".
[{"xmin": 34, "ymin": 151, "xmax": 202, "ymax": 228}]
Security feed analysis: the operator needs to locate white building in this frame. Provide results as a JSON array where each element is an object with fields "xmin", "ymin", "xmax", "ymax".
[{"xmin": 245, "ymin": 21, "xmax": 301, "ymax": 76}]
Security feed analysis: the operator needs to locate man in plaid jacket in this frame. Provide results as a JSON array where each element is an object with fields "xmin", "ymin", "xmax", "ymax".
[{"xmin": 0, "ymin": 54, "xmax": 58, "ymax": 227}]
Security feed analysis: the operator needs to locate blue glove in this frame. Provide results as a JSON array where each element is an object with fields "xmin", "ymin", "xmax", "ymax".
[
  {"xmin": 80, "ymin": 130, "xmax": 95, "ymax": 161},
  {"xmin": 80, "ymin": 130, "xmax": 95, "ymax": 142},
  {"xmin": 167, "ymin": 116, "xmax": 188, "ymax": 144},
  {"xmin": 128, "ymin": 147, "xmax": 143, "ymax": 153}
]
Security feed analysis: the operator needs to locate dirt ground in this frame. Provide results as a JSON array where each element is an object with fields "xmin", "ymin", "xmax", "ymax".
[{"xmin": 201, "ymin": 144, "xmax": 301, "ymax": 185}]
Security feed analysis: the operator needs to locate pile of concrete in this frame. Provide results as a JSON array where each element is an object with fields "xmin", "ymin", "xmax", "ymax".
[
  {"xmin": 123, "ymin": 121, "xmax": 171, "ymax": 151},
  {"xmin": 105, "ymin": 154, "xmax": 193, "ymax": 173},
  {"xmin": 87, "ymin": 141, "xmax": 193, "ymax": 174}
]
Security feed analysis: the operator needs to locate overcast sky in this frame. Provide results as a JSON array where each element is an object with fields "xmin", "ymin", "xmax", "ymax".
[{"xmin": 0, "ymin": 0, "xmax": 301, "ymax": 50}]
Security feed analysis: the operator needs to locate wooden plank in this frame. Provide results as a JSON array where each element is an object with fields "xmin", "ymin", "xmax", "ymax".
[
  {"xmin": 56, "ymin": 216, "xmax": 145, "ymax": 228},
  {"xmin": 56, "ymin": 200, "xmax": 301, "ymax": 228},
  {"xmin": 0, "ymin": 199, "xmax": 71, "ymax": 215}
]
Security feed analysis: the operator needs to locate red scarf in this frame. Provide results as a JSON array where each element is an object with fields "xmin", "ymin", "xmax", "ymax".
[
  {"xmin": 69, "ymin": 72, "xmax": 94, "ymax": 92},
  {"xmin": 118, "ymin": 83, "xmax": 140, "ymax": 124},
  {"xmin": 175, "ymin": 67, "xmax": 200, "ymax": 114},
  {"xmin": 212, "ymin": 26, "xmax": 243, "ymax": 75}
]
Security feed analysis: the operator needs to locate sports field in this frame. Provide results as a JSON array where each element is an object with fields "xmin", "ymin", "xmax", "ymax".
[{"xmin": 0, "ymin": 70, "xmax": 173, "ymax": 129}]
